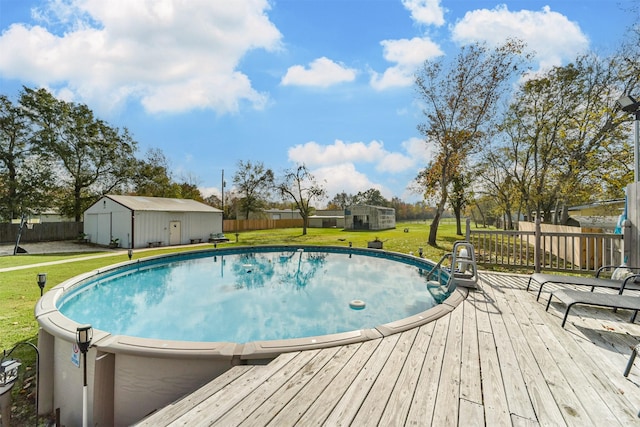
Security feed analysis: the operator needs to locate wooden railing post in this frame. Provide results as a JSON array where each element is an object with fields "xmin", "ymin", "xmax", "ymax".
[
  {"xmin": 623, "ymin": 219, "xmax": 632, "ymax": 265},
  {"xmin": 465, "ymin": 217, "xmax": 471, "ymax": 241},
  {"xmin": 534, "ymin": 217, "xmax": 541, "ymax": 273}
]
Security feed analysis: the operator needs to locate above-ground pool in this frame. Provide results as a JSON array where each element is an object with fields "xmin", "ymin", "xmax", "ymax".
[
  {"xmin": 57, "ymin": 246, "xmax": 452, "ymax": 343},
  {"xmin": 35, "ymin": 245, "xmax": 467, "ymax": 426}
]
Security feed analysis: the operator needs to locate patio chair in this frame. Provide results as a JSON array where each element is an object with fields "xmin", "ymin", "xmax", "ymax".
[
  {"xmin": 545, "ymin": 275, "xmax": 640, "ymax": 328},
  {"xmin": 624, "ymin": 343, "xmax": 640, "ymax": 377},
  {"xmin": 526, "ymin": 265, "xmax": 640, "ymax": 301}
]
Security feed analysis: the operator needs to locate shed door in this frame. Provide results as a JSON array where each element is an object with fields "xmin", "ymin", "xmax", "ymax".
[{"xmin": 169, "ymin": 221, "xmax": 181, "ymax": 245}]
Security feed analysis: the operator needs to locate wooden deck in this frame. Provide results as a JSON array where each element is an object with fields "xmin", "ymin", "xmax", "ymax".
[{"xmin": 136, "ymin": 272, "xmax": 640, "ymax": 426}]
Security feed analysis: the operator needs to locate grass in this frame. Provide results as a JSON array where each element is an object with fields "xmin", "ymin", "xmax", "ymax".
[{"xmin": 0, "ymin": 219, "xmax": 463, "ymax": 425}]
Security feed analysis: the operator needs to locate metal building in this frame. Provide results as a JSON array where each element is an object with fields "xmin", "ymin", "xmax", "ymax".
[
  {"xmin": 83, "ymin": 195, "xmax": 223, "ymax": 249},
  {"xmin": 344, "ymin": 205, "xmax": 396, "ymax": 230}
]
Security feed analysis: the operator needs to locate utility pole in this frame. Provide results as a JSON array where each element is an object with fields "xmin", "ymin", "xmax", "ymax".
[{"xmin": 221, "ymin": 169, "xmax": 225, "ymax": 219}]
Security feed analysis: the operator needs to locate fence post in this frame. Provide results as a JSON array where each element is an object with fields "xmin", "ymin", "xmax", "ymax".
[
  {"xmin": 465, "ymin": 217, "xmax": 471, "ymax": 241},
  {"xmin": 623, "ymin": 219, "xmax": 632, "ymax": 265},
  {"xmin": 534, "ymin": 217, "xmax": 541, "ymax": 273}
]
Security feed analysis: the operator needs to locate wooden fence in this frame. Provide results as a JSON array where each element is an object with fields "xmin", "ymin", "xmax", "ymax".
[
  {"xmin": 0, "ymin": 222, "xmax": 83, "ymax": 244},
  {"xmin": 467, "ymin": 219, "xmax": 625, "ymax": 273},
  {"xmin": 223, "ymin": 219, "xmax": 304, "ymax": 232}
]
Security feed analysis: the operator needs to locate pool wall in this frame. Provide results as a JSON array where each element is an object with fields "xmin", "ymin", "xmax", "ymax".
[{"xmin": 35, "ymin": 246, "xmax": 466, "ymax": 426}]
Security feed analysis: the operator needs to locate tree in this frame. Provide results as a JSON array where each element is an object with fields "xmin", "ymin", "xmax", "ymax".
[
  {"xmin": 0, "ymin": 94, "xmax": 55, "ymax": 220},
  {"xmin": 233, "ymin": 160, "xmax": 274, "ymax": 219},
  {"xmin": 276, "ymin": 164, "xmax": 326, "ymax": 235},
  {"xmin": 449, "ymin": 173, "xmax": 473, "ymax": 235},
  {"xmin": 354, "ymin": 188, "xmax": 389, "ymax": 206},
  {"xmin": 326, "ymin": 192, "xmax": 356, "ymax": 210},
  {"xmin": 414, "ymin": 40, "xmax": 528, "ymax": 245},
  {"xmin": 20, "ymin": 87, "xmax": 138, "ymax": 220},
  {"xmin": 493, "ymin": 53, "xmax": 636, "ymax": 222},
  {"xmin": 132, "ymin": 148, "xmax": 176, "ymax": 197}
]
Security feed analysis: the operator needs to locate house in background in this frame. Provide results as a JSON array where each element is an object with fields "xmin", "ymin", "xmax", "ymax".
[
  {"xmin": 565, "ymin": 199, "xmax": 625, "ymax": 233},
  {"xmin": 344, "ymin": 205, "xmax": 396, "ymax": 231},
  {"xmin": 261, "ymin": 208, "xmax": 301, "ymax": 220},
  {"xmin": 83, "ymin": 195, "xmax": 223, "ymax": 248},
  {"xmin": 309, "ymin": 210, "xmax": 345, "ymax": 228}
]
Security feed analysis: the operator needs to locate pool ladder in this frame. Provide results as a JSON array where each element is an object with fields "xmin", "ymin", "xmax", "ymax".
[{"xmin": 426, "ymin": 241, "xmax": 479, "ymax": 291}]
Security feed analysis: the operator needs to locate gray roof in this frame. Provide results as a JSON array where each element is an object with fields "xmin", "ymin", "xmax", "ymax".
[{"xmin": 106, "ymin": 195, "xmax": 222, "ymax": 213}]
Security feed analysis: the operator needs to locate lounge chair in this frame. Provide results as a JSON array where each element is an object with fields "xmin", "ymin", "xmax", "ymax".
[
  {"xmin": 545, "ymin": 274, "xmax": 640, "ymax": 328},
  {"xmin": 527, "ymin": 266, "xmax": 640, "ymax": 301},
  {"xmin": 624, "ymin": 343, "xmax": 640, "ymax": 377}
]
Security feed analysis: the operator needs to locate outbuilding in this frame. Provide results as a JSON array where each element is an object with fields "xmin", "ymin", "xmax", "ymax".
[
  {"xmin": 83, "ymin": 195, "xmax": 223, "ymax": 249},
  {"xmin": 344, "ymin": 204, "xmax": 396, "ymax": 230}
]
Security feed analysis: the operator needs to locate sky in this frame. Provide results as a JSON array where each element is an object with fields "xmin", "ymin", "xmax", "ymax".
[{"xmin": 0, "ymin": 0, "xmax": 637, "ymax": 206}]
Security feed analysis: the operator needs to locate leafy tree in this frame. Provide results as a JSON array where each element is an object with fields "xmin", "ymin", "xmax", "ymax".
[
  {"xmin": 494, "ymin": 53, "xmax": 635, "ymax": 222},
  {"xmin": 414, "ymin": 40, "xmax": 528, "ymax": 246},
  {"xmin": 233, "ymin": 160, "xmax": 274, "ymax": 219},
  {"xmin": 449, "ymin": 173, "xmax": 473, "ymax": 235},
  {"xmin": 174, "ymin": 179, "xmax": 204, "ymax": 201},
  {"xmin": 326, "ymin": 192, "xmax": 356, "ymax": 210},
  {"xmin": 20, "ymin": 87, "xmax": 137, "ymax": 220},
  {"xmin": 354, "ymin": 188, "xmax": 389, "ymax": 206},
  {"xmin": 276, "ymin": 164, "xmax": 326, "ymax": 235},
  {"xmin": 475, "ymin": 148, "xmax": 520, "ymax": 229},
  {"xmin": 0, "ymin": 94, "xmax": 55, "ymax": 220},
  {"xmin": 132, "ymin": 148, "xmax": 176, "ymax": 197}
]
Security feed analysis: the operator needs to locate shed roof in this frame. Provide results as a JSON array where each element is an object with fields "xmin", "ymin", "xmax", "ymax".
[{"xmin": 105, "ymin": 195, "xmax": 222, "ymax": 213}]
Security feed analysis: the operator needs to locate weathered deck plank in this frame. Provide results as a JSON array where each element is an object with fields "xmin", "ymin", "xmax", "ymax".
[
  {"xmin": 217, "ymin": 348, "xmax": 332, "ymax": 426},
  {"xmin": 323, "ymin": 333, "xmax": 401, "ymax": 425},
  {"xmin": 136, "ymin": 272, "xmax": 640, "ymax": 427},
  {"xmin": 350, "ymin": 328, "xmax": 418, "ymax": 425},
  {"xmin": 502, "ymin": 276, "xmax": 625, "ymax": 425},
  {"xmin": 488, "ymin": 296, "xmax": 538, "ymax": 422},
  {"xmin": 294, "ymin": 338, "xmax": 382, "ymax": 425},
  {"xmin": 263, "ymin": 343, "xmax": 362, "ymax": 427},
  {"xmin": 431, "ymin": 297, "xmax": 464, "ymax": 426},
  {"xmin": 459, "ymin": 294, "xmax": 482, "ymax": 406},
  {"xmin": 405, "ymin": 308, "xmax": 451, "ymax": 425},
  {"xmin": 378, "ymin": 321, "xmax": 436, "ymax": 425}
]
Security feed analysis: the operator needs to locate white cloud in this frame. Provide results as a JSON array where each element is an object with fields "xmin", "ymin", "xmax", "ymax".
[
  {"xmin": 0, "ymin": 0, "xmax": 281, "ymax": 114},
  {"xmin": 403, "ymin": 136, "xmax": 436, "ymax": 164},
  {"xmin": 451, "ymin": 5, "xmax": 589, "ymax": 69},
  {"xmin": 288, "ymin": 139, "xmax": 385, "ymax": 166},
  {"xmin": 286, "ymin": 137, "xmax": 433, "ymax": 204},
  {"xmin": 370, "ymin": 37, "xmax": 443, "ymax": 90},
  {"xmin": 281, "ymin": 57, "xmax": 357, "ymax": 88},
  {"xmin": 288, "ymin": 138, "xmax": 419, "ymax": 175},
  {"xmin": 310, "ymin": 164, "xmax": 393, "ymax": 201},
  {"xmin": 402, "ymin": 0, "xmax": 446, "ymax": 27}
]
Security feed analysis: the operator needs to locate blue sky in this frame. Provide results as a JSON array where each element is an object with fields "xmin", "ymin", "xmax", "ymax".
[{"xmin": 0, "ymin": 1, "xmax": 636, "ymax": 205}]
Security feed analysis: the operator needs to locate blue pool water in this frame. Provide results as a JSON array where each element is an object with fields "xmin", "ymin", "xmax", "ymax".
[{"xmin": 58, "ymin": 247, "xmax": 450, "ymax": 343}]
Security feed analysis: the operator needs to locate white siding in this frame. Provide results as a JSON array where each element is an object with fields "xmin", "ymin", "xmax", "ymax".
[
  {"xmin": 84, "ymin": 197, "xmax": 132, "ymax": 246},
  {"xmin": 84, "ymin": 196, "xmax": 223, "ymax": 249},
  {"xmin": 133, "ymin": 211, "xmax": 222, "ymax": 248}
]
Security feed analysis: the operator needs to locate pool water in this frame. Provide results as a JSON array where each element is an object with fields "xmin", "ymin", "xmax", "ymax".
[{"xmin": 58, "ymin": 247, "xmax": 447, "ymax": 343}]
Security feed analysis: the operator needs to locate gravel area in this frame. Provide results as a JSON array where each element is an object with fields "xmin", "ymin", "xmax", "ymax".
[{"xmin": 0, "ymin": 240, "xmax": 114, "ymax": 256}]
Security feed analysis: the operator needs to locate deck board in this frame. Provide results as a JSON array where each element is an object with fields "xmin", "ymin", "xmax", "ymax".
[{"xmin": 135, "ymin": 272, "xmax": 640, "ymax": 426}]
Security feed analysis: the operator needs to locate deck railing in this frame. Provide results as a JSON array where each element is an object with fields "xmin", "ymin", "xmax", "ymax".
[{"xmin": 467, "ymin": 219, "xmax": 628, "ymax": 273}]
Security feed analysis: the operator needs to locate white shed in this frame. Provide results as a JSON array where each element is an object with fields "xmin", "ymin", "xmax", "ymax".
[{"xmin": 83, "ymin": 195, "xmax": 223, "ymax": 249}]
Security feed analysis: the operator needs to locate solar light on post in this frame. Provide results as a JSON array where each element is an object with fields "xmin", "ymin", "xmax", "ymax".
[
  {"xmin": 128, "ymin": 249, "xmax": 133, "ymax": 260},
  {"xmin": 76, "ymin": 325, "xmax": 93, "ymax": 427},
  {"xmin": 37, "ymin": 273, "xmax": 47, "ymax": 297}
]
